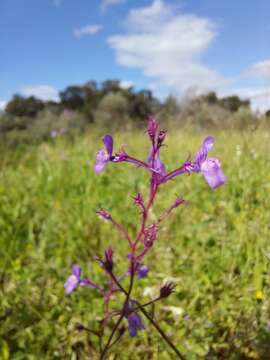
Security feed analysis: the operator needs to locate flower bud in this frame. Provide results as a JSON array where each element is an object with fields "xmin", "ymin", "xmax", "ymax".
[
  {"xmin": 96, "ymin": 208, "xmax": 112, "ymax": 221},
  {"xmin": 160, "ymin": 282, "xmax": 176, "ymax": 298},
  {"xmin": 75, "ymin": 323, "xmax": 85, "ymax": 331},
  {"xmin": 143, "ymin": 224, "xmax": 158, "ymax": 248},
  {"xmin": 114, "ymin": 148, "xmax": 128, "ymax": 162},
  {"xmin": 104, "ymin": 246, "xmax": 114, "ymax": 272},
  {"xmin": 147, "ymin": 117, "xmax": 158, "ymax": 142},
  {"xmin": 172, "ymin": 197, "xmax": 185, "ymax": 209},
  {"xmin": 157, "ymin": 130, "xmax": 166, "ymax": 147},
  {"xmin": 133, "ymin": 193, "xmax": 144, "ymax": 207}
]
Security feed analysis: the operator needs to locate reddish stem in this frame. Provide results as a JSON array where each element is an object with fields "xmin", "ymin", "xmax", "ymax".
[{"xmin": 111, "ymin": 218, "xmax": 132, "ymax": 247}]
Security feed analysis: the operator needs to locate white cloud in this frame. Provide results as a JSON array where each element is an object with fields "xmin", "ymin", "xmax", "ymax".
[
  {"xmin": 21, "ymin": 85, "xmax": 59, "ymax": 102},
  {"xmin": 108, "ymin": 0, "xmax": 224, "ymax": 96},
  {"xmin": 101, "ymin": 0, "xmax": 125, "ymax": 11},
  {"xmin": 119, "ymin": 80, "xmax": 134, "ymax": 89},
  {"xmin": 0, "ymin": 101, "xmax": 7, "ymax": 111},
  {"xmin": 226, "ymin": 87, "xmax": 270, "ymax": 112},
  {"xmin": 224, "ymin": 59, "xmax": 270, "ymax": 112},
  {"xmin": 74, "ymin": 24, "xmax": 103, "ymax": 38},
  {"xmin": 245, "ymin": 59, "xmax": 270, "ymax": 80}
]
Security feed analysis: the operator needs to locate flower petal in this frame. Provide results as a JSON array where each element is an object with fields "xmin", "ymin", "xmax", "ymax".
[
  {"xmin": 128, "ymin": 313, "xmax": 145, "ymax": 337},
  {"xmin": 72, "ymin": 264, "xmax": 81, "ymax": 279},
  {"xmin": 103, "ymin": 135, "xmax": 113, "ymax": 157},
  {"xmin": 64, "ymin": 275, "xmax": 79, "ymax": 294},
  {"xmin": 201, "ymin": 158, "xmax": 226, "ymax": 189},
  {"xmin": 137, "ymin": 265, "xmax": 149, "ymax": 279},
  {"xmin": 195, "ymin": 136, "xmax": 215, "ymax": 164},
  {"xmin": 94, "ymin": 150, "xmax": 109, "ymax": 174},
  {"xmin": 203, "ymin": 136, "xmax": 215, "ymax": 151}
]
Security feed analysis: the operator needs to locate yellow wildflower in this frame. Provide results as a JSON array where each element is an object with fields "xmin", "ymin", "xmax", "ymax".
[{"xmin": 255, "ymin": 290, "xmax": 263, "ymax": 301}]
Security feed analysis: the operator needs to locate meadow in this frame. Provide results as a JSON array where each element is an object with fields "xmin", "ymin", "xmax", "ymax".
[{"xmin": 1, "ymin": 126, "xmax": 270, "ymax": 359}]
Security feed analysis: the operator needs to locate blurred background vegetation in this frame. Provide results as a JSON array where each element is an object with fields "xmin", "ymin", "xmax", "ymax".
[
  {"xmin": 1, "ymin": 79, "xmax": 270, "ymax": 147},
  {"xmin": 1, "ymin": 81, "xmax": 270, "ymax": 359}
]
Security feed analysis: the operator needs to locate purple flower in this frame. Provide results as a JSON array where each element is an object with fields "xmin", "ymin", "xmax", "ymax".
[
  {"xmin": 64, "ymin": 264, "xmax": 98, "ymax": 295},
  {"xmin": 128, "ymin": 313, "xmax": 145, "ymax": 337},
  {"xmin": 137, "ymin": 264, "xmax": 149, "ymax": 279},
  {"xmin": 94, "ymin": 135, "xmax": 113, "ymax": 174},
  {"xmin": 158, "ymin": 136, "xmax": 226, "ymax": 188},
  {"xmin": 95, "ymin": 130, "xmax": 158, "ymax": 176},
  {"xmin": 123, "ymin": 301, "xmax": 145, "ymax": 337},
  {"xmin": 194, "ymin": 136, "xmax": 226, "ymax": 189}
]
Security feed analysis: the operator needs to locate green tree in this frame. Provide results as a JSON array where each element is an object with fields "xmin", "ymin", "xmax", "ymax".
[
  {"xmin": 220, "ymin": 95, "xmax": 250, "ymax": 113},
  {"xmin": 59, "ymin": 86, "xmax": 86, "ymax": 110},
  {"xmin": 60, "ymin": 83, "xmax": 101, "ymax": 122},
  {"xmin": 6, "ymin": 95, "xmax": 44, "ymax": 117},
  {"xmin": 129, "ymin": 90, "xmax": 157, "ymax": 122},
  {"xmin": 94, "ymin": 92, "xmax": 130, "ymax": 130},
  {"xmin": 203, "ymin": 91, "xmax": 219, "ymax": 105},
  {"xmin": 101, "ymin": 80, "xmax": 122, "ymax": 95}
]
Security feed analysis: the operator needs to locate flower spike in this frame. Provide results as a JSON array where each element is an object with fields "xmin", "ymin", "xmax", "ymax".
[{"xmin": 66, "ymin": 117, "xmax": 226, "ymax": 359}]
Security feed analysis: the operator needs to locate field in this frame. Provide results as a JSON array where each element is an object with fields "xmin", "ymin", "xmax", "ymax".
[{"xmin": 1, "ymin": 127, "xmax": 270, "ymax": 359}]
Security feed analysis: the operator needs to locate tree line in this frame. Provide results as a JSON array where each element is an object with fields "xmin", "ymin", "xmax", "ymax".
[{"xmin": 1, "ymin": 80, "xmax": 269, "ymax": 146}]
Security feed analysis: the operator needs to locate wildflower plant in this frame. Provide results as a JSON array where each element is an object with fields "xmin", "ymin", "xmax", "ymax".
[{"xmin": 65, "ymin": 118, "xmax": 226, "ymax": 359}]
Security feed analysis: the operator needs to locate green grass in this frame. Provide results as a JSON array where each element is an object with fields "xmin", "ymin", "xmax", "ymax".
[{"xmin": 1, "ymin": 128, "xmax": 270, "ymax": 359}]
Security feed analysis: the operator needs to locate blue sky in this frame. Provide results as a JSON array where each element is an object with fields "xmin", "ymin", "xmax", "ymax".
[{"xmin": 1, "ymin": 0, "xmax": 270, "ymax": 110}]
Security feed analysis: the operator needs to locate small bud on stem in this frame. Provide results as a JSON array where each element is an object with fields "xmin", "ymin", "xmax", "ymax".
[
  {"xmin": 157, "ymin": 130, "xmax": 166, "ymax": 147},
  {"xmin": 147, "ymin": 117, "xmax": 158, "ymax": 142},
  {"xmin": 97, "ymin": 208, "xmax": 112, "ymax": 221},
  {"xmin": 160, "ymin": 282, "xmax": 176, "ymax": 298}
]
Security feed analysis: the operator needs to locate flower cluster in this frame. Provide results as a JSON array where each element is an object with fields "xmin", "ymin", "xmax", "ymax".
[
  {"xmin": 64, "ymin": 118, "xmax": 226, "ymax": 359},
  {"xmin": 94, "ymin": 118, "xmax": 226, "ymax": 189}
]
